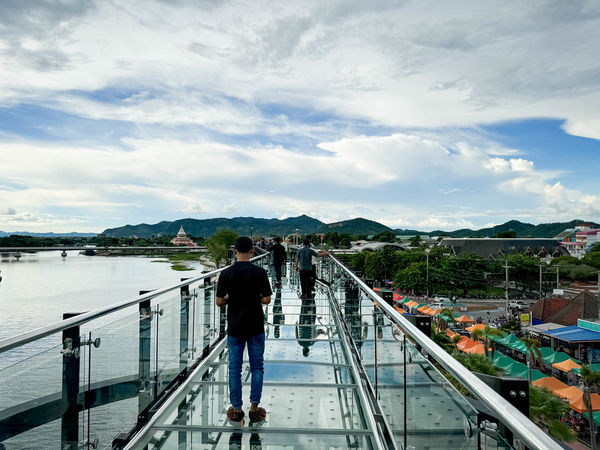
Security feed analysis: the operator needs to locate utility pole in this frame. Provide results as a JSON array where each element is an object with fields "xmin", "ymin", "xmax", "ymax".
[
  {"xmin": 539, "ymin": 264, "xmax": 543, "ymax": 301},
  {"xmin": 556, "ymin": 265, "xmax": 560, "ymax": 289},
  {"xmin": 598, "ymin": 271, "xmax": 599, "ymax": 298},
  {"xmin": 426, "ymin": 249, "xmax": 430, "ymax": 299},
  {"xmin": 504, "ymin": 261, "xmax": 510, "ymax": 318}
]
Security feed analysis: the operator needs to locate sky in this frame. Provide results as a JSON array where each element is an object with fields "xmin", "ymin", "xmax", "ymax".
[{"xmin": 1, "ymin": 0, "xmax": 600, "ymax": 233}]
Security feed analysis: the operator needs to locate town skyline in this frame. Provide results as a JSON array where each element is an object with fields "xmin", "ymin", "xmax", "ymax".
[{"xmin": 1, "ymin": 1, "xmax": 600, "ymax": 233}]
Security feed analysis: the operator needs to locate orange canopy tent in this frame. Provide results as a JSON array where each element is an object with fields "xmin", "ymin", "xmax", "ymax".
[
  {"xmin": 417, "ymin": 306, "xmax": 429, "ymax": 313},
  {"xmin": 465, "ymin": 324, "xmax": 486, "ymax": 333},
  {"xmin": 457, "ymin": 337, "xmax": 478, "ymax": 352},
  {"xmin": 393, "ymin": 293, "xmax": 403, "ymax": 301},
  {"xmin": 394, "ymin": 306, "xmax": 408, "ymax": 314},
  {"xmin": 570, "ymin": 393, "xmax": 600, "ymax": 413},
  {"xmin": 532, "ymin": 377, "xmax": 569, "ymax": 394},
  {"xmin": 554, "ymin": 386, "xmax": 583, "ymax": 402},
  {"xmin": 552, "ymin": 359, "xmax": 581, "ymax": 373},
  {"xmin": 423, "ymin": 307, "xmax": 435, "ymax": 315},
  {"xmin": 464, "ymin": 343, "xmax": 491, "ymax": 355},
  {"xmin": 405, "ymin": 300, "xmax": 419, "ymax": 308},
  {"xmin": 455, "ymin": 315, "xmax": 475, "ymax": 324},
  {"xmin": 446, "ymin": 329, "xmax": 457, "ymax": 338}
]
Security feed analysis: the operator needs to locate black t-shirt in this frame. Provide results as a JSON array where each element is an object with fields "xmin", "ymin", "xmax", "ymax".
[
  {"xmin": 216, "ymin": 261, "xmax": 272, "ymax": 338},
  {"xmin": 270, "ymin": 243, "xmax": 286, "ymax": 264}
]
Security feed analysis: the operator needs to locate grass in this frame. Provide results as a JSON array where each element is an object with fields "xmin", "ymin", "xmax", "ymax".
[{"xmin": 170, "ymin": 263, "xmax": 194, "ymax": 271}]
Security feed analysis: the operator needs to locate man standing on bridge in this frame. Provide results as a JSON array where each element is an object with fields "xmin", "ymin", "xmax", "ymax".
[{"xmin": 216, "ymin": 236, "xmax": 272, "ymax": 425}]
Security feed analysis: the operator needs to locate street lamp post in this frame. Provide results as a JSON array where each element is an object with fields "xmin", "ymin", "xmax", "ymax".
[{"xmin": 425, "ymin": 248, "xmax": 430, "ymax": 299}]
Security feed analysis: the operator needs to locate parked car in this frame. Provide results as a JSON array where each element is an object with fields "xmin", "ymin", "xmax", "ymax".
[{"xmin": 509, "ymin": 301, "xmax": 527, "ymax": 310}]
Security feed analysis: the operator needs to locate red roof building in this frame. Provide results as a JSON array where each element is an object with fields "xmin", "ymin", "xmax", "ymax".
[{"xmin": 530, "ymin": 297, "xmax": 573, "ymax": 322}]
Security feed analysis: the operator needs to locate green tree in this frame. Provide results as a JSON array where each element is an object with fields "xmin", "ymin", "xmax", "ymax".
[
  {"xmin": 409, "ymin": 234, "xmax": 422, "ymax": 247},
  {"xmin": 471, "ymin": 326, "xmax": 504, "ymax": 358},
  {"xmin": 520, "ymin": 337, "xmax": 543, "ymax": 385},
  {"xmin": 373, "ymin": 230, "xmax": 396, "ymax": 242},
  {"xmin": 582, "ymin": 250, "xmax": 600, "ymax": 269},
  {"xmin": 205, "ymin": 229, "xmax": 238, "ymax": 267},
  {"xmin": 455, "ymin": 353, "xmax": 501, "ymax": 376},
  {"xmin": 349, "ymin": 251, "xmax": 367, "ymax": 272},
  {"xmin": 581, "ymin": 365, "xmax": 600, "ymax": 450},
  {"xmin": 492, "ymin": 230, "xmax": 517, "ymax": 238},
  {"xmin": 529, "ymin": 386, "xmax": 572, "ymax": 442},
  {"xmin": 451, "ymin": 334, "xmax": 462, "ymax": 355},
  {"xmin": 437, "ymin": 307, "xmax": 456, "ymax": 331}
]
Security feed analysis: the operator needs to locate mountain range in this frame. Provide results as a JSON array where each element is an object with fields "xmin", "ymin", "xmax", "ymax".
[
  {"xmin": 0, "ymin": 231, "xmax": 96, "ymax": 238},
  {"xmin": 100, "ymin": 216, "xmax": 599, "ymax": 239}
]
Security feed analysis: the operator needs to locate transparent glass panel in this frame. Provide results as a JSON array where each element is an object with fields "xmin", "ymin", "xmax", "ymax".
[
  {"xmin": 374, "ymin": 314, "xmax": 479, "ymax": 450},
  {"xmin": 151, "ymin": 429, "xmax": 376, "ymax": 449},
  {"xmin": 0, "ymin": 417, "xmax": 61, "ymax": 449},
  {"xmin": 156, "ymin": 295, "xmax": 184, "ymax": 394},
  {"xmin": 0, "ymin": 341, "xmax": 64, "ymax": 411}
]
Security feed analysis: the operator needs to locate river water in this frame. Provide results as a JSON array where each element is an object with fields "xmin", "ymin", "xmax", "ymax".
[{"xmin": 0, "ymin": 250, "xmax": 205, "ymax": 360}]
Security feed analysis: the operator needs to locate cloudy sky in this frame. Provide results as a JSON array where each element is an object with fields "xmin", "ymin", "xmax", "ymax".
[{"xmin": 1, "ymin": 0, "xmax": 599, "ymax": 233}]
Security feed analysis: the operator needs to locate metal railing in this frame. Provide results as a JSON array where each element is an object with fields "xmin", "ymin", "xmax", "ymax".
[{"xmin": 326, "ymin": 254, "xmax": 562, "ymax": 450}]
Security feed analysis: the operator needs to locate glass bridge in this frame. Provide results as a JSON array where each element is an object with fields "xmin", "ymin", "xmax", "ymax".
[{"xmin": 0, "ymin": 252, "xmax": 562, "ymax": 449}]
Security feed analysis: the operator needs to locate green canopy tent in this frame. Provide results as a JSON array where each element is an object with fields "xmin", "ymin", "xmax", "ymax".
[
  {"xmin": 583, "ymin": 411, "xmax": 600, "ymax": 427},
  {"xmin": 497, "ymin": 334, "xmax": 528, "ymax": 353},
  {"xmin": 572, "ymin": 363, "xmax": 600, "ymax": 375},
  {"xmin": 540, "ymin": 348, "xmax": 580, "ymax": 365}
]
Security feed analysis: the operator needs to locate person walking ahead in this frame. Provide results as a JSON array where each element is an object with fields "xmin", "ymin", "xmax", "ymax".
[
  {"xmin": 295, "ymin": 239, "xmax": 328, "ymax": 299},
  {"xmin": 216, "ymin": 236, "xmax": 272, "ymax": 425},
  {"xmin": 270, "ymin": 236, "xmax": 287, "ymax": 288}
]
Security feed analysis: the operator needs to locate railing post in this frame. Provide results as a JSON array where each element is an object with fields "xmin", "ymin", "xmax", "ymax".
[
  {"xmin": 180, "ymin": 279, "xmax": 190, "ymax": 374},
  {"xmin": 61, "ymin": 312, "xmax": 81, "ymax": 450},
  {"xmin": 138, "ymin": 293, "xmax": 152, "ymax": 413}
]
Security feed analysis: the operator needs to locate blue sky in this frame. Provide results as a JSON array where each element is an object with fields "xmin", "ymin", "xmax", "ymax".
[{"xmin": 0, "ymin": 1, "xmax": 599, "ymax": 233}]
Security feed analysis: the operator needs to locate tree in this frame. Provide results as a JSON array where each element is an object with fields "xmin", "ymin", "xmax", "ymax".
[
  {"xmin": 451, "ymin": 334, "xmax": 462, "ymax": 355},
  {"xmin": 437, "ymin": 307, "xmax": 456, "ymax": 331},
  {"xmin": 580, "ymin": 365, "xmax": 600, "ymax": 450},
  {"xmin": 373, "ymin": 230, "xmax": 396, "ymax": 243},
  {"xmin": 492, "ymin": 230, "xmax": 517, "ymax": 238},
  {"xmin": 409, "ymin": 235, "xmax": 422, "ymax": 247},
  {"xmin": 471, "ymin": 326, "xmax": 504, "ymax": 358},
  {"xmin": 529, "ymin": 386, "xmax": 572, "ymax": 442},
  {"xmin": 205, "ymin": 229, "xmax": 238, "ymax": 267},
  {"xmin": 520, "ymin": 337, "xmax": 543, "ymax": 386}
]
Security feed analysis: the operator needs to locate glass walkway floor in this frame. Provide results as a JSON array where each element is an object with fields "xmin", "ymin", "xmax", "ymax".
[{"xmin": 125, "ymin": 265, "xmax": 479, "ymax": 450}]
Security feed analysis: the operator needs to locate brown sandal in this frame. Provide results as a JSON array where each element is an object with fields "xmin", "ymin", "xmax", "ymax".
[
  {"xmin": 249, "ymin": 407, "xmax": 267, "ymax": 423},
  {"xmin": 227, "ymin": 406, "xmax": 245, "ymax": 423}
]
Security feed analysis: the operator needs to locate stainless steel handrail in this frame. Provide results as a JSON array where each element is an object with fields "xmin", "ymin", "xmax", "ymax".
[
  {"xmin": 0, "ymin": 253, "xmax": 269, "ymax": 354},
  {"xmin": 328, "ymin": 255, "xmax": 562, "ymax": 450}
]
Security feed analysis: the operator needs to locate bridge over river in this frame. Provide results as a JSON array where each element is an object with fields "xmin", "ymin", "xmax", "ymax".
[{"xmin": 0, "ymin": 251, "xmax": 562, "ymax": 449}]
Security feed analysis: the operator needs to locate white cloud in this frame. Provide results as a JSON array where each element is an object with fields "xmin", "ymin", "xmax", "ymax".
[{"xmin": 0, "ymin": 1, "xmax": 599, "ymax": 232}]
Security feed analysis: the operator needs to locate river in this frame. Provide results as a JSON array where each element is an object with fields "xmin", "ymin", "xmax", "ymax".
[{"xmin": 0, "ymin": 250, "xmax": 205, "ymax": 356}]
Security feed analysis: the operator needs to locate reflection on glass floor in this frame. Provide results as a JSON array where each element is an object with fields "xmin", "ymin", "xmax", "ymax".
[{"xmin": 132, "ymin": 277, "xmax": 379, "ymax": 449}]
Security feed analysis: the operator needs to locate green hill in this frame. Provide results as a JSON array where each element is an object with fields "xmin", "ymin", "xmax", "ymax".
[
  {"xmin": 316, "ymin": 218, "xmax": 392, "ymax": 235},
  {"xmin": 395, "ymin": 219, "xmax": 599, "ymax": 238},
  {"xmin": 101, "ymin": 215, "xmax": 325, "ymax": 238}
]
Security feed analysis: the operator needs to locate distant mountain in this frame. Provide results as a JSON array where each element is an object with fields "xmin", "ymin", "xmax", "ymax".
[
  {"xmin": 102, "ymin": 215, "xmax": 326, "ymax": 238},
  {"xmin": 395, "ymin": 219, "xmax": 600, "ymax": 238},
  {"xmin": 316, "ymin": 218, "xmax": 392, "ymax": 235},
  {"xmin": 0, "ymin": 231, "xmax": 96, "ymax": 237}
]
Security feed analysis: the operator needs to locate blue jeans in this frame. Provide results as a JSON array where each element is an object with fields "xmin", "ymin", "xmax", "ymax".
[{"xmin": 227, "ymin": 333, "xmax": 265, "ymax": 408}]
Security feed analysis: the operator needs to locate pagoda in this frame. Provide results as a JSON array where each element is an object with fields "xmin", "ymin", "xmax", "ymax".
[{"xmin": 170, "ymin": 225, "xmax": 197, "ymax": 247}]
